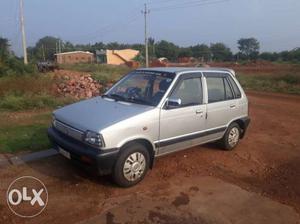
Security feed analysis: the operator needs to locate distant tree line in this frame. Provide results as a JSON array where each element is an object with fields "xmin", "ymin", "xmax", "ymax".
[
  {"xmin": 26, "ymin": 36, "xmax": 300, "ymax": 63},
  {"xmin": 1, "ymin": 35, "xmax": 300, "ymax": 77}
]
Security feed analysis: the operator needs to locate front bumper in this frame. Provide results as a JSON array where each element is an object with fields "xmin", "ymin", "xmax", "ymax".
[{"xmin": 47, "ymin": 127, "xmax": 119, "ymax": 175}]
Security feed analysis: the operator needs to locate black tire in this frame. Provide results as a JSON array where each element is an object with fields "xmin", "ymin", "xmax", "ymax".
[
  {"xmin": 113, "ymin": 142, "xmax": 150, "ymax": 187},
  {"xmin": 220, "ymin": 122, "xmax": 241, "ymax": 151}
]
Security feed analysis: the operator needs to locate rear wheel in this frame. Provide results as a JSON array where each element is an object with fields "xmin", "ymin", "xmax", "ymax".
[
  {"xmin": 113, "ymin": 143, "xmax": 149, "ymax": 187},
  {"xmin": 220, "ymin": 122, "xmax": 241, "ymax": 150}
]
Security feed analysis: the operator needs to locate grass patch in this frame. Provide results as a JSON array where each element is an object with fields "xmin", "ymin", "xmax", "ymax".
[
  {"xmin": 0, "ymin": 111, "xmax": 52, "ymax": 153},
  {"xmin": 60, "ymin": 63, "xmax": 131, "ymax": 74},
  {"xmin": 0, "ymin": 93, "xmax": 75, "ymax": 111},
  {"xmin": 0, "ymin": 74, "xmax": 53, "ymax": 96},
  {"xmin": 0, "ymin": 74, "xmax": 75, "ymax": 111},
  {"xmin": 61, "ymin": 63, "xmax": 131, "ymax": 85},
  {"xmin": 237, "ymin": 73, "xmax": 300, "ymax": 95}
]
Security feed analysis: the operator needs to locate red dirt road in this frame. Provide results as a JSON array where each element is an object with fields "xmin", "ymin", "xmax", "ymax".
[{"xmin": 0, "ymin": 91, "xmax": 299, "ymax": 223}]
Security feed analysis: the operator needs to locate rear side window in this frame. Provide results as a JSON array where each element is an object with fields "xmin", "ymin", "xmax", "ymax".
[
  {"xmin": 170, "ymin": 77, "xmax": 203, "ymax": 107},
  {"xmin": 227, "ymin": 76, "xmax": 241, "ymax": 98},
  {"xmin": 206, "ymin": 77, "xmax": 235, "ymax": 103}
]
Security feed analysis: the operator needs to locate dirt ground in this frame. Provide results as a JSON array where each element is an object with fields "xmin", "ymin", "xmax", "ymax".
[{"xmin": 0, "ymin": 91, "xmax": 300, "ymax": 224}]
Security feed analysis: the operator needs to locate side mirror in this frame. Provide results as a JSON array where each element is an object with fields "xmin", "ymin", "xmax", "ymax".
[{"xmin": 166, "ymin": 98, "xmax": 182, "ymax": 109}]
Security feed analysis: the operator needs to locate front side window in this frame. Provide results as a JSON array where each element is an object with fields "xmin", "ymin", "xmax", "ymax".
[
  {"xmin": 106, "ymin": 71, "xmax": 175, "ymax": 106},
  {"xmin": 170, "ymin": 78, "xmax": 203, "ymax": 107},
  {"xmin": 206, "ymin": 77, "xmax": 225, "ymax": 103}
]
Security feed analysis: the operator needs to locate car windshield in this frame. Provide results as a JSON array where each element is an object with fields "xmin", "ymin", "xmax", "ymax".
[{"xmin": 104, "ymin": 71, "xmax": 175, "ymax": 106}]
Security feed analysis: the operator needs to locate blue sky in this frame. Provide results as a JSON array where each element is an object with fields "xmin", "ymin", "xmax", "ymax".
[{"xmin": 1, "ymin": 0, "xmax": 300, "ymax": 56}]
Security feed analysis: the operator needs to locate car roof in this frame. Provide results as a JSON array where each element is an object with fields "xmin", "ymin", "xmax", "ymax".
[{"xmin": 136, "ymin": 67, "xmax": 235, "ymax": 76}]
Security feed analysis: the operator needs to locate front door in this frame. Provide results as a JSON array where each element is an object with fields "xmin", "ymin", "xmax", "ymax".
[{"xmin": 157, "ymin": 74, "xmax": 206, "ymax": 155}]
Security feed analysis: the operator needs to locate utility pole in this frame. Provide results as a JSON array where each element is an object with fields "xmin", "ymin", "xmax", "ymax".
[
  {"xmin": 142, "ymin": 4, "xmax": 150, "ymax": 67},
  {"xmin": 58, "ymin": 40, "xmax": 62, "ymax": 53},
  {"xmin": 42, "ymin": 44, "xmax": 46, "ymax": 61},
  {"xmin": 20, "ymin": 0, "xmax": 28, "ymax": 64}
]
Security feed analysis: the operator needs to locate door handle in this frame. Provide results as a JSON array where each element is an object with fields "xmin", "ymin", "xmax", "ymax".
[
  {"xmin": 196, "ymin": 110, "xmax": 203, "ymax": 115},
  {"xmin": 230, "ymin": 104, "xmax": 236, "ymax": 109}
]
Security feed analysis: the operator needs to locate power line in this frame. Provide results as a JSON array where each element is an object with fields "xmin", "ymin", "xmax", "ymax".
[{"xmin": 150, "ymin": 0, "xmax": 229, "ymax": 12}]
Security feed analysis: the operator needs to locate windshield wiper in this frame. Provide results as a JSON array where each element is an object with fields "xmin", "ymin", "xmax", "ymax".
[
  {"xmin": 102, "ymin": 94, "xmax": 126, "ymax": 102},
  {"xmin": 127, "ymin": 98, "xmax": 153, "ymax": 106}
]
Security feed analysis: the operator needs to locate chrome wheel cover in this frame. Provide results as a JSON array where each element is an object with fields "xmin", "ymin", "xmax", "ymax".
[
  {"xmin": 228, "ymin": 127, "xmax": 239, "ymax": 147},
  {"xmin": 123, "ymin": 152, "xmax": 146, "ymax": 182}
]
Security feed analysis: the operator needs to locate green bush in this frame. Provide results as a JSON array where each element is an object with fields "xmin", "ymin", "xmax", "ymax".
[{"xmin": 0, "ymin": 57, "xmax": 36, "ymax": 77}]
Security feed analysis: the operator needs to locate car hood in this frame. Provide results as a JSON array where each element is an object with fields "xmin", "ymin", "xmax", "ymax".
[{"xmin": 53, "ymin": 97, "xmax": 154, "ymax": 132}]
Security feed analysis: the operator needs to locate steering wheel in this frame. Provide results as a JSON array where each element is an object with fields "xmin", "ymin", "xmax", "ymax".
[{"xmin": 126, "ymin": 87, "xmax": 142, "ymax": 99}]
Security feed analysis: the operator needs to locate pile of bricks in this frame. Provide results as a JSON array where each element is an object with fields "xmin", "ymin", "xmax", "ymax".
[{"xmin": 54, "ymin": 71, "xmax": 102, "ymax": 99}]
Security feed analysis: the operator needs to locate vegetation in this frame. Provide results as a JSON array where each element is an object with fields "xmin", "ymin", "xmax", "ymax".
[
  {"xmin": 24, "ymin": 35, "xmax": 300, "ymax": 63},
  {"xmin": 0, "ymin": 74, "xmax": 74, "ymax": 111},
  {"xmin": 0, "ymin": 37, "xmax": 36, "ymax": 77},
  {"xmin": 237, "ymin": 38, "xmax": 260, "ymax": 60},
  {"xmin": 237, "ymin": 73, "xmax": 300, "ymax": 95},
  {"xmin": 0, "ymin": 110, "xmax": 52, "ymax": 153},
  {"xmin": 60, "ymin": 63, "xmax": 131, "ymax": 84}
]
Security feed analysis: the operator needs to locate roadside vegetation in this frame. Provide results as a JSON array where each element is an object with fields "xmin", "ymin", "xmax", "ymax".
[
  {"xmin": 237, "ymin": 73, "xmax": 300, "ymax": 95},
  {"xmin": 0, "ymin": 110, "xmax": 52, "ymax": 153},
  {"xmin": 60, "ymin": 63, "xmax": 130, "ymax": 84}
]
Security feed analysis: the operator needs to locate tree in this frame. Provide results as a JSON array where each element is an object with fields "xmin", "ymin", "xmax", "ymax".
[
  {"xmin": 190, "ymin": 44, "xmax": 211, "ymax": 61},
  {"xmin": 238, "ymin": 38, "xmax": 260, "ymax": 60},
  {"xmin": 155, "ymin": 40, "xmax": 179, "ymax": 61},
  {"xmin": 28, "ymin": 36, "xmax": 61, "ymax": 61},
  {"xmin": 148, "ymin": 37, "xmax": 155, "ymax": 59},
  {"xmin": 178, "ymin": 48, "xmax": 193, "ymax": 58},
  {"xmin": 259, "ymin": 52, "xmax": 279, "ymax": 61},
  {"xmin": 210, "ymin": 43, "xmax": 232, "ymax": 61},
  {"xmin": 0, "ymin": 37, "xmax": 10, "ymax": 60}
]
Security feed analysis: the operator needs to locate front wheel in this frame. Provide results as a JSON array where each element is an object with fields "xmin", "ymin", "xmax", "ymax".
[
  {"xmin": 112, "ymin": 143, "xmax": 149, "ymax": 187},
  {"xmin": 220, "ymin": 122, "xmax": 241, "ymax": 150}
]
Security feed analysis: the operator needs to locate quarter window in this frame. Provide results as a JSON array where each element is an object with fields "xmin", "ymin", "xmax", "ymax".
[
  {"xmin": 227, "ymin": 76, "xmax": 242, "ymax": 98},
  {"xmin": 170, "ymin": 78, "xmax": 202, "ymax": 107},
  {"xmin": 224, "ymin": 78, "xmax": 234, "ymax": 100}
]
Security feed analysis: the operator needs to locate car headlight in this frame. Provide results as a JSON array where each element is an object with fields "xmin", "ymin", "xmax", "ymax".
[{"xmin": 84, "ymin": 130, "xmax": 104, "ymax": 148}]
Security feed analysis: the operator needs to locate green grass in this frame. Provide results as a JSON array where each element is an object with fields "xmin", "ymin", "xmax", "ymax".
[
  {"xmin": 0, "ymin": 111, "xmax": 52, "ymax": 153},
  {"xmin": 0, "ymin": 74, "xmax": 76, "ymax": 111},
  {"xmin": 237, "ymin": 73, "xmax": 300, "ymax": 95},
  {"xmin": 60, "ymin": 63, "xmax": 131, "ymax": 74},
  {"xmin": 0, "ymin": 93, "xmax": 75, "ymax": 111},
  {"xmin": 60, "ymin": 63, "xmax": 131, "ymax": 84}
]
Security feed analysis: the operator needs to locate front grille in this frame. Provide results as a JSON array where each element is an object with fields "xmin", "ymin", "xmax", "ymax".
[{"xmin": 54, "ymin": 120, "xmax": 84, "ymax": 141}]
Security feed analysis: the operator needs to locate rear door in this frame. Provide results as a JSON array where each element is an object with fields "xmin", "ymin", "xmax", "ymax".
[
  {"xmin": 204, "ymin": 72, "xmax": 240, "ymax": 139},
  {"xmin": 157, "ymin": 73, "xmax": 206, "ymax": 155}
]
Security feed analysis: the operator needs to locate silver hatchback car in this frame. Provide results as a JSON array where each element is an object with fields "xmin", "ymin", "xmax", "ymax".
[{"xmin": 48, "ymin": 67, "xmax": 250, "ymax": 187}]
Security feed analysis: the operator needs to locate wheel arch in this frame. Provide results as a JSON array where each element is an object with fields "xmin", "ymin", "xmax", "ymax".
[
  {"xmin": 230, "ymin": 117, "xmax": 250, "ymax": 139},
  {"xmin": 119, "ymin": 138, "xmax": 156, "ymax": 169}
]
